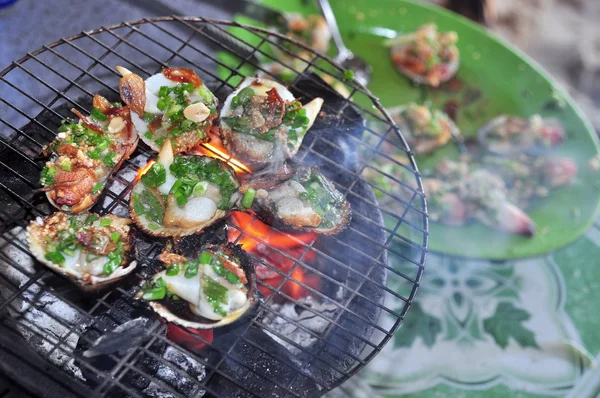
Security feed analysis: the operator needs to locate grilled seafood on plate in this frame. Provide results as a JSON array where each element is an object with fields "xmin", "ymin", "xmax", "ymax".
[
  {"xmin": 477, "ymin": 114, "xmax": 565, "ymax": 156},
  {"xmin": 139, "ymin": 243, "xmax": 256, "ymax": 329},
  {"xmin": 130, "ymin": 140, "xmax": 240, "ymax": 237},
  {"xmin": 386, "ymin": 23, "xmax": 459, "ymax": 87},
  {"xmin": 241, "ymin": 165, "xmax": 351, "ymax": 235},
  {"xmin": 219, "ymin": 77, "xmax": 323, "ymax": 171},
  {"xmin": 389, "ymin": 103, "xmax": 458, "ymax": 154},
  {"xmin": 117, "ymin": 66, "xmax": 218, "ymax": 153},
  {"xmin": 40, "ymin": 96, "xmax": 138, "ymax": 213},
  {"xmin": 26, "ymin": 212, "xmax": 135, "ymax": 291}
]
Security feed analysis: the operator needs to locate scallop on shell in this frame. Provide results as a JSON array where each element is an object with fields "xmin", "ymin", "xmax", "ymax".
[
  {"xmin": 388, "ymin": 24, "xmax": 459, "ymax": 87},
  {"xmin": 477, "ymin": 115, "xmax": 565, "ymax": 156},
  {"xmin": 219, "ymin": 77, "xmax": 323, "ymax": 171},
  {"xmin": 42, "ymin": 98, "xmax": 139, "ymax": 213},
  {"xmin": 241, "ymin": 164, "xmax": 351, "ymax": 235},
  {"xmin": 130, "ymin": 140, "xmax": 240, "ymax": 237},
  {"xmin": 26, "ymin": 212, "xmax": 136, "ymax": 292},
  {"xmin": 117, "ymin": 66, "xmax": 218, "ymax": 154},
  {"xmin": 139, "ymin": 243, "xmax": 256, "ymax": 329},
  {"xmin": 388, "ymin": 104, "xmax": 459, "ymax": 154}
]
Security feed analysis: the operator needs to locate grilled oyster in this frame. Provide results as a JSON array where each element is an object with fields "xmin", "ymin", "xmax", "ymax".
[
  {"xmin": 219, "ymin": 77, "xmax": 323, "ymax": 171},
  {"xmin": 26, "ymin": 212, "xmax": 135, "ymax": 291},
  {"xmin": 41, "ymin": 96, "xmax": 138, "ymax": 213},
  {"xmin": 389, "ymin": 103, "xmax": 458, "ymax": 154},
  {"xmin": 241, "ymin": 165, "xmax": 351, "ymax": 235},
  {"xmin": 477, "ymin": 115, "xmax": 565, "ymax": 156},
  {"xmin": 117, "ymin": 66, "xmax": 218, "ymax": 153},
  {"xmin": 130, "ymin": 140, "xmax": 240, "ymax": 237},
  {"xmin": 387, "ymin": 23, "xmax": 459, "ymax": 87},
  {"xmin": 140, "ymin": 243, "xmax": 256, "ymax": 329}
]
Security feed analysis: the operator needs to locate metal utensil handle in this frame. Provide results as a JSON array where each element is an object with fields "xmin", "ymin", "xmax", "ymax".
[{"xmin": 316, "ymin": 0, "xmax": 352, "ymax": 61}]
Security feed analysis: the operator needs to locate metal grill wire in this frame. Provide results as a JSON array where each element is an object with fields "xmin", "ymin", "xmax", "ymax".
[{"xmin": 0, "ymin": 17, "xmax": 428, "ymax": 397}]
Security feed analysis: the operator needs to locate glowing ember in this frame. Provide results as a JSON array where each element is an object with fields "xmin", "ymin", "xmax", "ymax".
[
  {"xmin": 135, "ymin": 159, "xmax": 155, "ymax": 182},
  {"xmin": 167, "ymin": 324, "xmax": 213, "ymax": 352},
  {"xmin": 228, "ymin": 212, "xmax": 320, "ymax": 300}
]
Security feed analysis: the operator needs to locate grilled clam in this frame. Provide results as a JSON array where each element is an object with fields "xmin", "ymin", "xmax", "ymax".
[
  {"xmin": 389, "ymin": 103, "xmax": 458, "ymax": 154},
  {"xmin": 41, "ymin": 96, "xmax": 138, "ymax": 213},
  {"xmin": 219, "ymin": 77, "xmax": 323, "ymax": 171},
  {"xmin": 117, "ymin": 66, "xmax": 218, "ymax": 153},
  {"xmin": 387, "ymin": 23, "xmax": 459, "ymax": 87},
  {"xmin": 130, "ymin": 140, "xmax": 240, "ymax": 237},
  {"xmin": 26, "ymin": 212, "xmax": 135, "ymax": 291},
  {"xmin": 477, "ymin": 114, "xmax": 565, "ymax": 156},
  {"xmin": 241, "ymin": 165, "xmax": 351, "ymax": 235},
  {"xmin": 139, "ymin": 243, "xmax": 256, "ymax": 329}
]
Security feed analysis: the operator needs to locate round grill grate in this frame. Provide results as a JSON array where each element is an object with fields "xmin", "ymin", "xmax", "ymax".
[{"xmin": 0, "ymin": 17, "xmax": 427, "ymax": 397}]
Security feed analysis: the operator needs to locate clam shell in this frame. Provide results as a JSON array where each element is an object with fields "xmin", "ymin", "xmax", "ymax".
[
  {"xmin": 144, "ymin": 243, "xmax": 257, "ymax": 329},
  {"xmin": 45, "ymin": 115, "xmax": 139, "ymax": 214},
  {"xmin": 131, "ymin": 71, "xmax": 217, "ymax": 154},
  {"xmin": 129, "ymin": 182, "xmax": 229, "ymax": 238},
  {"xmin": 245, "ymin": 165, "xmax": 352, "ymax": 235},
  {"xmin": 477, "ymin": 115, "xmax": 564, "ymax": 156},
  {"xmin": 219, "ymin": 77, "xmax": 322, "ymax": 171},
  {"xmin": 26, "ymin": 213, "xmax": 136, "ymax": 292},
  {"xmin": 129, "ymin": 151, "xmax": 239, "ymax": 238},
  {"xmin": 388, "ymin": 105, "xmax": 458, "ymax": 155},
  {"xmin": 391, "ymin": 43, "xmax": 459, "ymax": 87}
]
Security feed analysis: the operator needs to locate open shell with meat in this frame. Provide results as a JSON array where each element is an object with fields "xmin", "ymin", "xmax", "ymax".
[
  {"xmin": 129, "ymin": 140, "xmax": 240, "ymax": 237},
  {"xmin": 240, "ymin": 164, "xmax": 351, "ymax": 235},
  {"xmin": 26, "ymin": 212, "xmax": 136, "ymax": 291},
  {"xmin": 117, "ymin": 66, "xmax": 218, "ymax": 153},
  {"xmin": 40, "ymin": 96, "xmax": 138, "ymax": 213},
  {"xmin": 387, "ymin": 24, "xmax": 460, "ymax": 87},
  {"xmin": 388, "ymin": 103, "xmax": 458, "ymax": 154},
  {"xmin": 139, "ymin": 243, "xmax": 256, "ymax": 329},
  {"xmin": 477, "ymin": 114, "xmax": 565, "ymax": 156},
  {"xmin": 219, "ymin": 77, "xmax": 323, "ymax": 171}
]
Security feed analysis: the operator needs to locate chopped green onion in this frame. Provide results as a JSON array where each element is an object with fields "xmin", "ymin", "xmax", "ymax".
[
  {"xmin": 103, "ymin": 151, "xmax": 117, "ymax": 167},
  {"xmin": 156, "ymin": 99, "xmax": 166, "ymax": 111},
  {"xmin": 92, "ymin": 182, "xmax": 104, "ymax": 195},
  {"xmin": 202, "ymin": 275, "xmax": 228, "ymax": 304},
  {"xmin": 100, "ymin": 219, "xmax": 112, "ymax": 227},
  {"xmin": 110, "ymin": 231, "xmax": 121, "ymax": 243},
  {"xmin": 343, "ymin": 69, "xmax": 355, "ymax": 80},
  {"xmin": 44, "ymin": 250, "xmax": 65, "ymax": 265},
  {"xmin": 62, "ymin": 247, "xmax": 76, "ymax": 256},
  {"xmin": 166, "ymin": 264, "xmax": 180, "ymax": 276},
  {"xmin": 59, "ymin": 158, "xmax": 72, "ymax": 171},
  {"xmin": 85, "ymin": 214, "xmax": 100, "ymax": 225},
  {"xmin": 144, "ymin": 112, "xmax": 156, "ymax": 123},
  {"xmin": 148, "ymin": 223, "xmax": 159, "ymax": 231},
  {"xmin": 241, "ymin": 188, "xmax": 256, "ymax": 208},
  {"xmin": 142, "ymin": 287, "xmax": 167, "ymax": 301},
  {"xmin": 91, "ymin": 108, "xmax": 107, "ymax": 121},
  {"xmin": 184, "ymin": 262, "xmax": 199, "ymax": 279},
  {"xmin": 200, "ymin": 251, "xmax": 213, "ymax": 265},
  {"xmin": 193, "ymin": 181, "xmax": 208, "ymax": 197},
  {"xmin": 141, "ymin": 162, "xmax": 167, "ymax": 187},
  {"xmin": 87, "ymin": 151, "xmax": 101, "ymax": 160},
  {"xmin": 40, "ymin": 166, "xmax": 57, "ymax": 186}
]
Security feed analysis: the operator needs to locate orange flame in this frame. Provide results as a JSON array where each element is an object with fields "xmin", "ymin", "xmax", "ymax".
[
  {"xmin": 198, "ymin": 143, "xmax": 251, "ymax": 174},
  {"xmin": 135, "ymin": 159, "xmax": 156, "ymax": 182},
  {"xmin": 228, "ymin": 212, "xmax": 320, "ymax": 300}
]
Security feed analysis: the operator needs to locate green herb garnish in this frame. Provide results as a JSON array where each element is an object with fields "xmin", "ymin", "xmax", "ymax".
[{"xmin": 141, "ymin": 162, "xmax": 167, "ymax": 187}]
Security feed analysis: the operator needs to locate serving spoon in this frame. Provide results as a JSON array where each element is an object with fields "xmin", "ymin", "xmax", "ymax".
[{"xmin": 316, "ymin": 0, "xmax": 372, "ymax": 86}]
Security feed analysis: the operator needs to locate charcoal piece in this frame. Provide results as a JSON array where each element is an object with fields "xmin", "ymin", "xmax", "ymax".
[{"xmin": 75, "ymin": 298, "xmax": 165, "ymax": 393}]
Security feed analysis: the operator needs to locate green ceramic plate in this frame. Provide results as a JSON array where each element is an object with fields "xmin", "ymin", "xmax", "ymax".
[{"xmin": 228, "ymin": 0, "xmax": 600, "ymax": 259}]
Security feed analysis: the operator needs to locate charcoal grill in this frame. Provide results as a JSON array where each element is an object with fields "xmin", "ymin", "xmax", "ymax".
[{"xmin": 0, "ymin": 17, "xmax": 428, "ymax": 397}]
